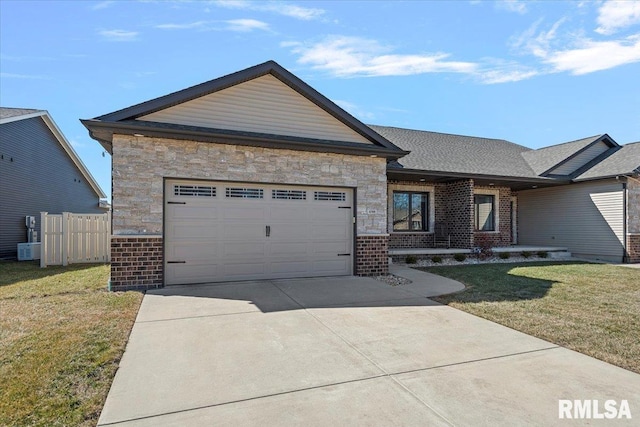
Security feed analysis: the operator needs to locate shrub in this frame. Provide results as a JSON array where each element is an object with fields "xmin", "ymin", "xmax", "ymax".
[
  {"xmin": 537, "ymin": 251, "xmax": 549, "ymax": 258},
  {"xmin": 521, "ymin": 251, "xmax": 532, "ymax": 258},
  {"xmin": 406, "ymin": 255, "xmax": 418, "ymax": 264},
  {"xmin": 474, "ymin": 233, "xmax": 494, "ymax": 259},
  {"xmin": 499, "ymin": 252, "xmax": 510, "ymax": 259},
  {"xmin": 453, "ymin": 253, "xmax": 466, "ymax": 262},
  {"xmin": 431, "ymin": 256, "xmax": 442, "ymax": 263}
]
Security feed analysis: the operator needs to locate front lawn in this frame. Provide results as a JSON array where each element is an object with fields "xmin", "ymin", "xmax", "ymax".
[
  {"xmin": 0, "ymin": 261, "xmax": 143, "ymax": 427},
  {"xmin": 423, "ymin": 262, "xmax": 640, "ymax": 374}
]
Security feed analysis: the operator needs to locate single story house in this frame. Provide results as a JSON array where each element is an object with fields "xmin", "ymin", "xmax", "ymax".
[
  {"xmin": 0, "ymin": 108, "xmax": 108, "ymax": 258},
  {"xmin": 81, "ymin": 61, "xmax": 639, "ymax": 291}
]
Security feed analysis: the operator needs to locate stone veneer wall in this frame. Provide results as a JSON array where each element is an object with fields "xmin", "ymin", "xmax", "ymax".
[
  {"xmin": 627, "ymin": 178, "xmax": 640, "ymax": 262},
  {"xmin": 110, "ymin": 134, "xmax": 389, "ymax": 289},
  {"xmin": 356, "ymin": 235, "xmax": 389, "ymax": 275},
  {"xmin": 473, "ymin": 186, "xmax": 512, "ymax": 247},
  {"xmin": 445, "ymin": 180, "xmax": 475, "ymax": 248}
]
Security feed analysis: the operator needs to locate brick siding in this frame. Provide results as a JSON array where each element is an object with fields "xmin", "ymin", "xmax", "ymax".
[
  {"xmin": 473, "ymin": 186, "xmax": 512, "ymax": 247},
  {"xmin": 388, "ymin": 180, "xmax": 517, "ymax": 250},
  {"xmin": 389, "ymin": 233, "xmax": 434, "ymax": 248},
  {"xmin": 110, "ymin": 236, "xmax": 163, "ymax": 291},
  {"xmin": 445, "ymin": 180, "xmax": 475, "ymax": 248},
  {"xmin": 627, "ymin": 234, "xmax": 640, "ymax": 263},
  {"xmin": 356, "ymin": 235, "xmax": 389, "ymax": 276}
]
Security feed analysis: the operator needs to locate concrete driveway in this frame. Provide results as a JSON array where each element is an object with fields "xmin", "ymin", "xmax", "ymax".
[{"xmin": 99, "ymin": 269, "xmax": 640, "ymax": 426}]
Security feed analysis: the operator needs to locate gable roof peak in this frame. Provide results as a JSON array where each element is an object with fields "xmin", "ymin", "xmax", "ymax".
[{"xmin": 84, "ymin": 60, "xmax": 406, "ymax": 157}]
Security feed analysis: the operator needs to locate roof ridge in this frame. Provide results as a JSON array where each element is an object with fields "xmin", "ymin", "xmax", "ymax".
[
  {"xmin": 536, "ymin": 134, "xmax": 603, "ymax": 150},
  {"xmin": 368, "ymin": 124, "xmax": 519, "ymax": 144}
]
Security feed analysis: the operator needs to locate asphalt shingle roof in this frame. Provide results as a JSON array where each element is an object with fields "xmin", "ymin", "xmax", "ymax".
[
  {"xmin": 368, "ymin": 125, "xmax": 541, "ymax": 179},
  {"xmin": 520, "ymin": 135, "xmax": 604, "ymax": 175},
  {"xmin": 0, "ymin": 107, "xmax": 43, "ymax": 120},
  {"xmin": 575, "ymin": 142, "xmax": 640, "ymax": 180}
]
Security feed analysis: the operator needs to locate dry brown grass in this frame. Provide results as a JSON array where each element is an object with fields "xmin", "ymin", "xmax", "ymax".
[
  {"xmin": 424, "ymin": 262, "xmax": 640, "ymax": 373},
  {"xmin": 0, "ymin": 261, "xmax": 143, "ymax": 426}
]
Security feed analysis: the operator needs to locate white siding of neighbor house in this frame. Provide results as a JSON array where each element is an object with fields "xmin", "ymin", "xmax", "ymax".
[
  {"xmin": 138, "ymin": 74, "xmax": 371, "ymax": 144},
  {"xmin": 518, "ymin": 180, "xmax": 624, "ymax": 262},
  {"xmin": 548, "ymin": 141, "xmax": 609, "ymax": 175}
]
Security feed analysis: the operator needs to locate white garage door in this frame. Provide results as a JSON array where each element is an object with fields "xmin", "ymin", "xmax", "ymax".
[{"xmin": 164, "ymin": 179, "xmax": 353, "ymax": 285}]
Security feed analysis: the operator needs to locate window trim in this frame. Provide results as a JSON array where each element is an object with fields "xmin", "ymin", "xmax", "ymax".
[
  {"xmin": 474, "ymin": 192, "xmax": 498, "ymax": 232},
  {"xmin": 392, "ymin": 191, "xmax": 430, "ymax": 232}
]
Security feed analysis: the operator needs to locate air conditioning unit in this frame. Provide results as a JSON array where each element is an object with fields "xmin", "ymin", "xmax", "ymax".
[{"xmin": 18, "ymin": 243, "xmax": 41, "ymax": 261}]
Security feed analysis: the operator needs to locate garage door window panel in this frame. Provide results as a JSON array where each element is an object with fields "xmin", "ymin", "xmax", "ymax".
[
  {"xmin": 226, "ymin": 187, "xmax": 264, "ymax": 199},
  {"xmin": 314, "ymin": 191, "xmax": 346, "ymax": 201},
  {"xmin": 174, "ymin": 184, "xmax": 217, "ymax": 197},
  {"xmin": 272, "ymin": 189, "xmax": 306, "ymax": 200}
]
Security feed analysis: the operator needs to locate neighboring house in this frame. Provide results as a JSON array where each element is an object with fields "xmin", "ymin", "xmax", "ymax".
[
  {"xmin": 0, "ymin": 108, "xmax": 107, "ymax": 258},
  {"xmin": 81, "ymin": 61, "xmax": 639, "ymax": 291}
]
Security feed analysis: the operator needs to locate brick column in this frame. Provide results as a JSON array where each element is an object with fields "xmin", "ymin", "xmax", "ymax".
[
  {"xmin": 110, "ymin": 236, "xmax": 163, "ymax": 291},
  {"xmin": 445, "ymin": 179, "xmax": 474, "ymax": 248},
  {"xmin": 356, "ymin": 234, "xmax": 389, "ymax": 276},
  {"xmin": 627, "ymin": 234, "xmax": 640, "ymax": 263}
]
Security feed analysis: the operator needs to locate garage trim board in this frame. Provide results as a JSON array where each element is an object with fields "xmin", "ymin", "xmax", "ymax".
[{"xmin": 164, "ymin": 179, "xmax": 354, "ymax": 285}]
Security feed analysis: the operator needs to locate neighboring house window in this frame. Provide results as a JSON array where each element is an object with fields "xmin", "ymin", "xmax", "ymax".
[
  {"xmin": 475, "ymin": 194, "xmax": 495, "ymax": 231},
  {"xmin": 393, "ymin": 192, "xmax": 429, "ymax": 231}
]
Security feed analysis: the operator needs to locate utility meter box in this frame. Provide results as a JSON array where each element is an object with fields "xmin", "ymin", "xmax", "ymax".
[{"xmin": 25, "ymin": 216, "xmax": 36, "ymax": 229}]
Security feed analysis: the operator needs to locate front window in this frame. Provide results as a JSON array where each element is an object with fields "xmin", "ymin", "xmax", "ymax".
[
  {"xmin": 475, "ymin": 194, "xmax": 495, "ymax": 231},
  {"xmin": 393, "ymin": 192, "xmax": 428, "ymax": 231}
]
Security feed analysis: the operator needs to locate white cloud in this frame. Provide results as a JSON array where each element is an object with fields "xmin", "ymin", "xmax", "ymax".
[
  {"xmin": 69, "ymin": 139, "xmax": 86, "ymax": 148},
  {"xmin": 285, "ymin": 36, "xmax": 478, "ymax": 77},
  {"xmin": 92, "ymin": 1, "xmax": 115, "ymax": 10},
  {"xmin": 155, "ymin": 18, "xmax": 269, "ymax": 32},
  {"xmin": 511, "ymin": 18, "xmax": 567, "ymax": 58},
  {"xmin": 596, "ymin": 0, "xmax": 640, "ymax": 35},
  {"xmin": 99, "ymin": 29, "xmax": 139, "ymax": 41},
  {"xmin": 477, "ymin": 60, "xmax": 540, "ymax": 83},
  {"xmin": 332, "ymin": 99, "xmax": 375, "ymax": 121},
  {"xmin": 225, "ymin": 19, "xmax": 270, "ymax": 32},
  {"xmin": 544, "ymin": 35, "xmax": 640, "ymax": 74},
  {"xmin": 0, "ymin": 72, "xmax": 51, "ymax": 79},
  {"xmin": 272, "ymin": 4, "xmax": 324, "ymax": 20},
  {"xmin": 512, "ymin": 17, "xmax": 640, "ymax": 75},
  {"xmin": 495, "ymin": 0, "xmax": 528, "ymax": 15},
  {"xmin": 212, "ymin": 0, "xmax": 324, "ymax": 20},
  {"xmin": 156, "ymin": 21, "xmax": 209, "ymax": 30}
]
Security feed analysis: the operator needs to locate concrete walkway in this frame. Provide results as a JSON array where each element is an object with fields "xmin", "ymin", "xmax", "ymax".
[{"xmin": 98, "ymin": 269, "xmax": 640, "ymax": 426}]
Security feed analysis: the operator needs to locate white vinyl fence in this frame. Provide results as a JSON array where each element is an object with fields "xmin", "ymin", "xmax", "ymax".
[{"xmin": 40, "ymin": 212, "xmax": 111, "ymax": 267}]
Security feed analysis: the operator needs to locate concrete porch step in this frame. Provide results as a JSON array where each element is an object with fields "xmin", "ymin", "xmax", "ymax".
[{"xmin": 389, "ymin": 245, "xmax": 571, "ymax": 257}]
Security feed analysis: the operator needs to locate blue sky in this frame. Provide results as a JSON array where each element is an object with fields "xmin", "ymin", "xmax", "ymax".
[{"xmin": 2, "ymin": 0, "xmax": 639, "ymax": 199}]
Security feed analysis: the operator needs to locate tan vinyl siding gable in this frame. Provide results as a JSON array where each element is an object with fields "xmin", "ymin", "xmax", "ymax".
[
  {"xmin": 137, "ymin": 74, "xmax": 371, "ymax": 144},
  {"xmin": 548, "ymin": 141, "xmax": 610, "ymax": 175},
  {"xmin": 518, "ymin": 180, "xmax": 624, "ymax": 261}
]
